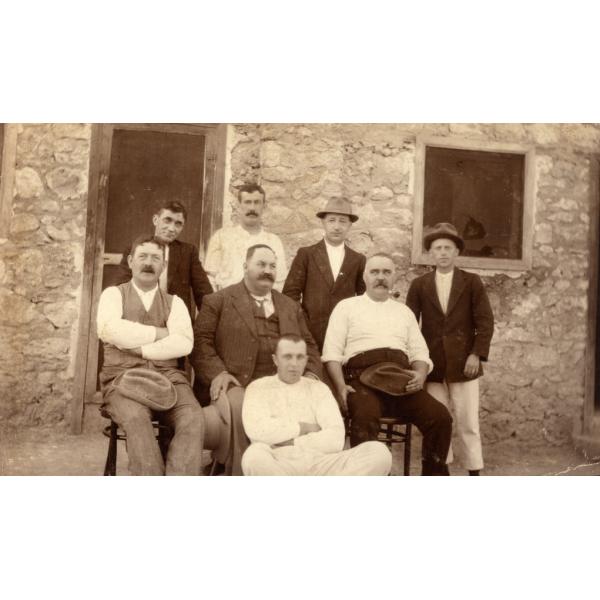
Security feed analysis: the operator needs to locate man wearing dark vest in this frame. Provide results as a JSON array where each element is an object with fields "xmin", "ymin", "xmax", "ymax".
[
  {"xmin": 97, "ymin": 235, "xmax": 205, "ymax": 475},
  {"xmin": 283, "ymin": 197, "xmax": 366, "ymax": 352},
  {"xmin": 191, "ymin": 244, "xmax": 322, "ymax": 475}
]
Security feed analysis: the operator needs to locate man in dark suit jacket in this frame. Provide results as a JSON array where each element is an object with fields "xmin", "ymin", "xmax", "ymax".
[
  {"xmin": 283, "ymin": 197, "xmax": 366, "ymax": 351},
  {"xmin": 406, "ymin": 222, "xmax": 494, "ymax": 475},
  {"xmin": 116, "ymin": 201, "xmax": 213, "ymax": 319},
  {"xmin": 191, "ymin": 243, "xmax": 322, "ymax": 475}
]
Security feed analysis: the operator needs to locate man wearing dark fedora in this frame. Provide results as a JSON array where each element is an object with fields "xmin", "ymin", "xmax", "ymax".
[
  {"xmin": 406, "ymin": 223, "xmax": 494, "ymax": 475},
  {"xmin": 283, "ymin": 197, "xmax": 366, "ymax": 352},
  {"xmin": 97, "ymin": 234, "xmax": 206, "ymax": 475},
  {"xmin": 322, "ymin": 252, "xmax": 453, "ymax": 475}
]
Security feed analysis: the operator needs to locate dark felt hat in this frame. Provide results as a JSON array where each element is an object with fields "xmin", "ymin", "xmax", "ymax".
[
  {"xmin": 115, "ymin": 368, "xmax": 177, "ymax": 411},
  {"xmin": 359, "ymin": 362, "xmax": 414, "ymax": 396},
  {"xmin": 423, "ymin": 222, "xmax": 465, "ymax": 252},
  {"xmin": 316, "ymin": 198, "xmax": 359, "ymax": 222},
  {"xmin": 203, "ymin": 390, "xmax": 232, "ymax": 464}
]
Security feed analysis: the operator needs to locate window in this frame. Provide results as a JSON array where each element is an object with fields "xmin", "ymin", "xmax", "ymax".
[{"xmin": 412, "ymin": 137, "xmax": 535, "ymax": 270}]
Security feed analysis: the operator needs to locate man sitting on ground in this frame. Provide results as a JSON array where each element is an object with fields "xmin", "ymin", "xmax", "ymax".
[{"xmin": 241, "ymin": 335, "xmax": 392, "ymax": 476}]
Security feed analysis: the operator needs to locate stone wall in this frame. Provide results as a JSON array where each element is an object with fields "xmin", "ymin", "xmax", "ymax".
[
  {"xmin": 227, "ymin": 123, "xmax": 600, "ymax": 446},
  {"xmin": 0, "ymin": 124, "xmax": 91, "ymax": 429}
]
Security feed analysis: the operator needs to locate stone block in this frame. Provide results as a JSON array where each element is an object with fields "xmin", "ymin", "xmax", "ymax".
[
  {"xmin": 0, "ymin": 290, "xmax": 37, "ymax": 325},
  {"xmin": 10, "ymin": 213, "xmax": 40, "ymax": 234},
  {"xmin": 45, "ymin": 167, "xmax": 87, "ymax": 200},
  {"xmin": 15, "ymin": 167, "xmax": 44, "ymax": 199}
]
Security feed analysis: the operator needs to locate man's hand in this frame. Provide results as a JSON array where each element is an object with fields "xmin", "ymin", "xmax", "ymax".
[
  {"xmin": 210, "ymin": 371, "xmax": 241, "ymax": 401},
  {"xmin": 154, "ymin": 327, "xmax": 169, "ymax": 341},
  {"xmin": 336, "ymin": 385, "xmax": 356, "ymax": 416},
  {"xmin": 464, "ymin": 354, "xmax": 480, "ymax": 379},
  {"xmin": 299, "ymin": 421, "xmax": 321, "ymax": 435},
  {"xmin": 405, "ymin": 369, "xmax": 426, "ymax": 394}
]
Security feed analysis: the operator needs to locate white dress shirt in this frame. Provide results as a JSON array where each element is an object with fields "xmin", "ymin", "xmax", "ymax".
[
  {"xmin": 435, "ymin": 269, "xmax": 454, "ymax": 314},
  {"xmin": 324, "ymin": 239, "xmax": 345, "ymax": 280},
  {"xmin": 321, "ymin": 293, "xmax": 433, "ymax": 372},
  {"xmin": 158, "ymin": 244, "xmax": 170, "ymax": 292},
  {"xmin": 249, "ymin": 291, "xmax": 275, "ymax": 318},
  {"xmin": 204, "ymin": 224, "xmax": 288, "ymax": 291},
  {"xmin": 242, "ymin": 375, "xmax": 345, "ymax": 453},
  {"xmin": 96, "ymin": 281, "xmax": 193, "ymax": 361}
]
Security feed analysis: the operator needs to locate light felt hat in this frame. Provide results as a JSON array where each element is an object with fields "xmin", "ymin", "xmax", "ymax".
[
  {"xmin": 316, "ymin": 198, "xmax": 359, "ymax": 222},
  {"xmin": 423, "ymin": 222, "xmax": 465, "ymax": 252}
]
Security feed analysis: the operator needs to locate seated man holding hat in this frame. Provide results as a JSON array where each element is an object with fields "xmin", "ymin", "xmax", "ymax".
[
  {"xmin": 96, "ymin": 234, "xmax": 206, "ymax": 475},
  {"xmin": 322, "ymin": 252, "xmax": 453, "ymax": 475},
  {"xmin": 242, "ymin": 334, "xmax": 391, "ymax": 476}
]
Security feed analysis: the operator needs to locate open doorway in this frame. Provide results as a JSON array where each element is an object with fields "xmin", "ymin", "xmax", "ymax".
[{"xmin": 71, "ymin": 124, "xmax": 227, "ymax": 433}]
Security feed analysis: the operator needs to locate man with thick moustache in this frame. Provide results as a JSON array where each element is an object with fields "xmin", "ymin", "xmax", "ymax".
[
  {"xmin": 97, "ymin": 234, "xmax": 205, "ymax": 476},
  {"xmin": 322, "ymin": 252, "xmax": 453, "ymax": 475},
  {"xmin": 191, "ymin": 243, "xmax": 322, "ymax": 475},
  {"xmin": 116, "ymin": 200, "xmax": 213, "ymax": 319},
  {"xmin": 283, "ymin": 197, "xmax": 366, "ymax": 352}
]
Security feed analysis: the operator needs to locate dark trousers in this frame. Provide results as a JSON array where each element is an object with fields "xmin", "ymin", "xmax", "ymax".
[{"xmin": 344, "ymin": 348, "xmax": 453, "ymax": 475}]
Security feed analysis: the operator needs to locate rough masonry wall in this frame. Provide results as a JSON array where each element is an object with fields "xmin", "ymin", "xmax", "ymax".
[
  {"xmin": 227, "ymin": 123, "xmax": 600, "ymax": 446},
  {"xmin": 0, "ymin": 124, "xmax": 90, "ymax": 429}
]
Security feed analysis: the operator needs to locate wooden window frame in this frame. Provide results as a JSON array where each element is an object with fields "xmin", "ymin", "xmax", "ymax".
[
  {"xmin": 412, "ymin": 136, "xmax": 536, "ymax": 271},
  {"xmin": 0, "ymin": 124, "xmax": 18, "ymax": 238}
]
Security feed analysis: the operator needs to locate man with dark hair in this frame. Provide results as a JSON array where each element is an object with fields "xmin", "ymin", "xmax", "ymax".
[
  {"xmin": 204, "ymin": 184, "xmax": 287, "ymax": 291},
  {"xmin": 322, "ymin": 253, "xmax": 453, "ymax": 475},
  {"xmin": 116, "ymin": 200, "xmax": 213, "ymax": 319},
  {"xmin": 406, "ymin": 222, "xmax": 494, "ymax": 475},
  {"xmin": 241, "ymin": 335, "xmax": 391, "ymax": 476},
  {"xmin": 97, "ymin": 235, "xmax": 205, "ymax": 475},
  {"xmin": 283, "ymin": 198, "xmax": 366, "ymax": 352},
  {"xmin": 191, "ymin": 244, "xmax": 321, "ymax": 475}
]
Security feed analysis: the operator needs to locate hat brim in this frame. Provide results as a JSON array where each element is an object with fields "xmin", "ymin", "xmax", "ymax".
[
  {"xmin": 424, "ymin": 232, "xmax": 465, "ymax": 252},
  {"xmin": 316, "ymin": 210, "xmax": 359, "ymax": 222}
]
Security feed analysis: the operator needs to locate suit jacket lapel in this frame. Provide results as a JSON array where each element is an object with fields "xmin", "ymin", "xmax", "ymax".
[
  {"xmin": 231, "ymin": 282, "xmax": 259, "ymax": 339},
  {"xmin": 272, "ymin": 291, "xmax": 292, "ymax": 331},
  {"xmin": 312, "ymin": 240, "xmax": 335, "ymax": 289},
  {"xmin": 424, "ymin": 271, "xmax": 445, "ymax": 315},
  {"xmin": 446, "ymin": 268, "xmax": 466, "ymax": 316}
]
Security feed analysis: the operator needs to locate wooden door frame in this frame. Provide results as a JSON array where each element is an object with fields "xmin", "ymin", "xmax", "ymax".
[{"xmin": 70, "ymin": 123, "xmax": 228, "ymax": 434}]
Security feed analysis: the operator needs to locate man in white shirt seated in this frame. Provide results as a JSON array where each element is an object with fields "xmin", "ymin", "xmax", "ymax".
[
  {"xmin": 96, "ymin": 235, "xmax": 205, "ymax": 475},
  {"xmin": 204, "ymin": 183, "xmax": 288, "ymax": 291},
  {"xmin": 241, "ymin": 334, "xmax": 392, "ymax": 476},
  {"xmin": 322, "ymin": 253, "xmax": 453, "ymax": 476}
]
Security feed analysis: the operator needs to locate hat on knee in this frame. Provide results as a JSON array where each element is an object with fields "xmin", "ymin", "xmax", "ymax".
[
  {"xmin": 113, "ymin": 368, "xmax": 177, "ymax": 411},
  {"xmin": 359, "ymin": 362, "xmax": 413, "ymax": 396}
]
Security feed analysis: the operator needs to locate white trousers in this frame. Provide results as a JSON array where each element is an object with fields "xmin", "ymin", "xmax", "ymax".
[
  {"xmin": 242, "ymin": 441, "xmax": 392, "ymax": 476},
  {"xmin": 426, "ymin": 379, "xmax": 484, "ymax": 471}
]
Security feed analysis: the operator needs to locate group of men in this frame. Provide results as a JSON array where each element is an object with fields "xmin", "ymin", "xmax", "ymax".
[{"xmin": 97, "ymin": 183, "xmax": 494, "ymax": 476}]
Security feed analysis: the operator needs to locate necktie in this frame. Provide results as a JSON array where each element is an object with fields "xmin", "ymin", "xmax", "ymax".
[{"xmin": 255, "ymin": 297, "xmax": 267, "ymax": 317}]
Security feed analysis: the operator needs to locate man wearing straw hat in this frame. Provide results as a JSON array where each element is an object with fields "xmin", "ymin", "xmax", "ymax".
[{"xmin": 283, "ymin": 197, "xmax": 366, "ymax": 352}]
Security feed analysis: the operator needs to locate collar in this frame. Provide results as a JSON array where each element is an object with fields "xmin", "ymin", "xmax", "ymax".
[
  {"xmin": 132, "ymin": 280, "xmax": 159, "ymax": 297},
  {"xmin": 324, "ymin": 239, "xmax": 346, "ymax": 253},
  {"xmin": 435, "ymin": 269, "xmax": 454, "ymax": 280}
]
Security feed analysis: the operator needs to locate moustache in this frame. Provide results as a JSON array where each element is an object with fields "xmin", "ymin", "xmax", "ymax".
[
  {"xmin": 141, "ymin": 267, "xmax": 156, "ymax": 274},
  {"xmin": 258, "ymin": 273, "xmax": 275, "ymax": 281},
  {"xmin": 375, "ymin": 281, "xmax": 389, "ymax": 288},
  {"xmin": 246, "ymin": 211, "xmax": 259, "ymax": 217}
]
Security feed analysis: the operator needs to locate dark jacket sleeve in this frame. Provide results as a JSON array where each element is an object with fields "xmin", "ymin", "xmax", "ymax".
[
  {"xmin": 296, "ymin": 302, "xmax": 323, "ymax": 379},
  {"xmin": 190, "ymin": 293, "xmax": 227, "ymax": 384},
  {"xmin": 405, "ymin": 278, "xmax": 422, "ymax": 322},
  {"xmin": 355, "ymin": 253, "xmax": 367, "ymax": 295},
  {"xmin": 282, "ymin": 247, "xmax": 308, "ymax": 303},
  {"xmin": 470, "ymin": 275, "xmax": 494, "ymax": 361},
  {"xmin": 189, "ymin": 244, "xmax": 214, "ymax": 311}
]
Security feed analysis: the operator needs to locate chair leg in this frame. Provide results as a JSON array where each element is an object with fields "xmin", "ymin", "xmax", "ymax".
[
  {"xmin": 104, "ymin": 421, "xmax": 118, "ymax": 476},
  {"xmin": 403, "ymin": 423, "xmax": 412, "ymax": 476}
]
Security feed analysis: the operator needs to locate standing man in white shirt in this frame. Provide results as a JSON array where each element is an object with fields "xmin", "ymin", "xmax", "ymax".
[
  {"xmin": 283, "ymin": 198, "xmax": 366, "ymax": 352},
  {"xmin": 204, "ymin": 184, "xmax": 288, "ymax": 291},
  {"xmin": 322, "ymin": 253, "xmax": 453, "ymax": 475},
  {"xmin": 97, "ymin": 235, "xmax": 205, "ymax": 475},
  {"xmin": 242, "ymin": 334, "xmax": 391, "ymax": 476},
  {"xmin": 406, "ymin": 223, "xmax": 494, "ymax": 475}
]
